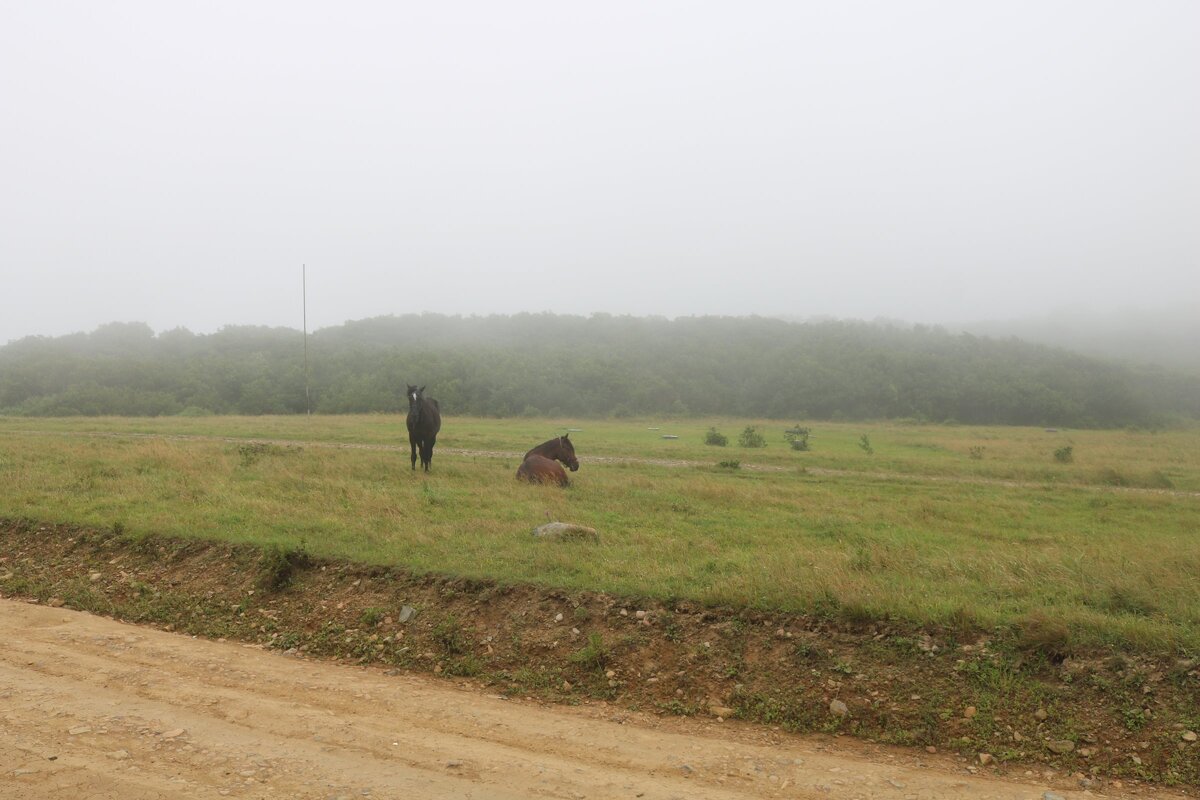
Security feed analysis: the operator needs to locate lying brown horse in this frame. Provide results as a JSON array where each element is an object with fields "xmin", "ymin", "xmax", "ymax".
[{"xmin": 516, "ymin": 434, "xmax": 579, "ymax": 487}]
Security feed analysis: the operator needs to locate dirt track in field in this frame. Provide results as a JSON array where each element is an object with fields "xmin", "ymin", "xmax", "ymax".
[{"xmin": 3, "ymin": 599, "xmax": 1185, "ymax": 800}]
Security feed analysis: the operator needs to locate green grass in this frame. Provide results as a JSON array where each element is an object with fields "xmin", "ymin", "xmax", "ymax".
[{"xmin": 2, "ymin": 415, "xmax": 1199, "ymax": 652}]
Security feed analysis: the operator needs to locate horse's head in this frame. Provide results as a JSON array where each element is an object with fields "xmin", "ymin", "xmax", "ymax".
[
  {"xmin": 407, "ymin": 385, "xmax": 425, "ymax": 405},
  {"xmin": 558, "ymin": 433, "xmax": 579, "ymax": 472}
]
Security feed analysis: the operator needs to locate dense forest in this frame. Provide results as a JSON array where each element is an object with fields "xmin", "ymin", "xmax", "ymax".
[{"xmin": 2, "ymin": 314, "xmax": 1198, "ymax": 427}]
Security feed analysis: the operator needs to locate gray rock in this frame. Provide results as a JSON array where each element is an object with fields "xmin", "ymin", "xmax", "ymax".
[
  {"xmin": 1046, "ymin": 739, "xmax": 1075, "ymax": 754},
  {"xmin": 829, "ymin": 699, "xmax": 849, "ymax": 717},
  {"xmin": 398, "ymin": 606, "xmax": 416, "ymax": 623},
  {"xmin": 532, "ymin": 522, "xmax": 599, "ymax": 543},
  {"xmin": 1043, "ymin": 793, "xmax": 1066, "ymax": 800}
]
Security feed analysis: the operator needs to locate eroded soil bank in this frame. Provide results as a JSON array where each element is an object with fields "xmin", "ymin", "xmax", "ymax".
[{"xmin": 1, "ymin": 518, "xmax": 1197, "ymax": 794}]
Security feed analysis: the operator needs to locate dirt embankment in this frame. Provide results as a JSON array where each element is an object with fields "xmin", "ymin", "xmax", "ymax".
[{"xmin": 1, "ymin": 519, "xmax": 1198, "ymax": 797}]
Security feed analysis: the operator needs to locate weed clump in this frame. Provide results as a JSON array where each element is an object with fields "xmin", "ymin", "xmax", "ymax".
[
  {"xmin": 256, "ymin": 543, "xmax": 311, "ymax": 592},
  {"xmin": 570, "ymin": 633, "xmax": 609, "ymax": 672},
  {"xmin": 1053, "ymin": 445, "xmax": 1074, "ymax": 464},
  {"xmin": 237, "ymin": 442, "xmax": 301, "ymax": 467},
  {"xmin": 433, "ymin": 614, "xmax": 468, "ymax": 655},
  {"xmin": 1016, "ymin": 612, "xmax": 1072, "ymax": 663}
]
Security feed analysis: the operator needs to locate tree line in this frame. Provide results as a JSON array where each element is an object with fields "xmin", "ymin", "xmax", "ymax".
[{"xmin": 1, "ymin": 314, "xmax": 1197, "ymax": 427}]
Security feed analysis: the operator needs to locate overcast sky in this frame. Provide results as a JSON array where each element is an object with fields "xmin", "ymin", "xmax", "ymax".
[{"xmin": 2, "ymin": 1, "xmax": 1197, "ymax": 345}]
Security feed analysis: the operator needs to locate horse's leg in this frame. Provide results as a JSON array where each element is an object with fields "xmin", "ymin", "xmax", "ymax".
[
  {"xmin": 410, "ymin": 438, "xmax": 418, "ymax": 470},
  {"xmin": 425, "ymin": 434, "xmax": 437, "ymax": 472}
]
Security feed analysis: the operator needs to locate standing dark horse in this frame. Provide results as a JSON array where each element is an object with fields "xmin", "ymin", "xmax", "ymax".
[
  {"xmin": 406, "ymin": 385, "xmax": 441, "ymax": 472},
  {"xmin": 516, "ymin": 434, "xmax": 579, "ymax": 487}
]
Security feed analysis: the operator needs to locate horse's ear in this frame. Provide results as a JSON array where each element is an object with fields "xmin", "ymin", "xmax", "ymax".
[
  {"xmin": 563, "ymin": 432, "xmax": 570, "ymax": 440},
  {"xmin": 419, "ymin": 385, "xmax": 425, "ymax": 393}
]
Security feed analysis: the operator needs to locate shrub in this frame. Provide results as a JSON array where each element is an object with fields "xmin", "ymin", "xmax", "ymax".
[
  {"xmin": 717, "ymin": 460, "xmax": 741, "ymax": 470},
  {"xmin": 738, "ymin": 426, "xmax": 766, "ymax": 448},
  {"xmin": 784, "ymin": 426, "xmax": 810, "ymax": 451},
  {"xmin": 858, "ymin": 434, "xmax": 874, "ymax": 455},
  {"xmin": 968, "ymin": 446, "xmax": 984, "ymax": 460},
  {"xmin": 1054, "ymin": 445, "xmax": 1074, "ymax": 464},
  {"xmin": 704, "ymin": 427, "xmax": 728, "ymax": 446}
]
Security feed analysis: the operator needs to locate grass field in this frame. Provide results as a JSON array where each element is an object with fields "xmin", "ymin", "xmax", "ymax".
[{"xmin": 2, "ymin": 415, "xmax": 1198, "ymax": 653}]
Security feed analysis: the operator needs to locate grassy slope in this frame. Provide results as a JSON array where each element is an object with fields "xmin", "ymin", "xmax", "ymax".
[{"xmin": 1, "ymin": 415, "xmax": 1198, "ymax": 652}]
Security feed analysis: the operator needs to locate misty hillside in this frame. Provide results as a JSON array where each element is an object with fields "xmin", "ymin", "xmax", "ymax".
[
  {"xmin": 1, "ymin": 315, "xmax": 1197, "ymax": 427},
  {"xmin": 955, "ymin": 307, "xmax": 1200, "ymax": 373}
]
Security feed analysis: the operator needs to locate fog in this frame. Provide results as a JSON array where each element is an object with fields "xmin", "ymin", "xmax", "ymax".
[{"xmin": 2, "ymin": 1, "xmax": 1197, "ymax": 347}]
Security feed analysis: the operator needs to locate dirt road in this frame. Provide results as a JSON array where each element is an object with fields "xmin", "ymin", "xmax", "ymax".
[{"xmin": 3, "ymin": 599, "xmax": 1182, "ymax": 800}]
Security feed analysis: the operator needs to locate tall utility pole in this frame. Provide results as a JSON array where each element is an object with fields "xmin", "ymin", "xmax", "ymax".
[{"xmin": 303, "ymin": 264, "xmax": 311, "ymax": 415}]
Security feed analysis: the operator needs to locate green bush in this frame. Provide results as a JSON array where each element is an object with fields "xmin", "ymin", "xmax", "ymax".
[
  {"xmin": 704, "ymin": 427, "xmax": 728, "ymax": 446},
  {"xmin": 783, "ymin": 425, "xmax": 810, "ymax": 451},
  {"xmin": 1054, "ymin": 445, "xmax": 1074, "ymax": 464},
  {"xmin": 738, "ymin": 426, "xmax": 766, "ymax": 448}
]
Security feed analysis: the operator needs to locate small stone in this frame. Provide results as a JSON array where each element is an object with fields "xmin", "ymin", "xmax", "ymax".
[
  {"xmin": 68, "ymin": 726, "xmax": 92, "ymax": 735},
  {"xmin": 398, "ymin": 606, "xmax": 416, "ymax": 623},
  {"xmin": 925, "ymin": 746, "xmax": 937, "ymax": 753},
  {"xmin": 1043, "ymin": 793, "xmax": 1066, "ymax": 800},
  {"xmin": 829, "ymin": 699, "xmax": 849, "ymax": 718},
  {"xmin": 605, "ymin": 670, "xmax": 616, "ymax": 679},
  {"xmin": 161, "ymin": 728, "xmax": 185, "ymax": 739},
  {"xmin": 48, "ymin": 597, "xmax": 65, "ymax": 608},
  {"xmin": 709, "ymin": 705, "xmax": 734, "ymax": 719},
  {"xmin": 446, "ymin": 760, "xmax": 463, "ymax": 768},
  {"xmin": 89, "ymin": 572, "xmax": 102, "ymax": 582},
  {"xmin": 562, "ymin": 681, "xmax": 572, "ymax": 691},
  {"xmin": 635, "ymin": 610, "xmax": 647, "ymax": 619},
  {"xmin": 977, "ymin": 753, "xmax": 994, "ymax": 766},
  {"xmin": 554, "ymin": 613, "xmax": 564, "ymax": 623},
  {"xmin": 1013, "ymin": 731, "xmax": 1025, "ymax": 742},
  {"xmin": 1183, "ymin": 730, "xmax": 1198, "ymax": 742},
  {"xmin": 964, "ymin": 706, "xmax": 977, "ymax": 719},
  {"xmin": 1046, "ymin": 739, "xmax": 1074, "ymax": 754},
  {"xmin": 1034, "ymin": 708, "xmax": 1049, "ymax": 721}
]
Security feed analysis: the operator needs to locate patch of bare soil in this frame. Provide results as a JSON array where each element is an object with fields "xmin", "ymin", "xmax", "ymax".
[{"xmin": 1, "ymin": 519, "xmax": 1197, "ymax": 797}]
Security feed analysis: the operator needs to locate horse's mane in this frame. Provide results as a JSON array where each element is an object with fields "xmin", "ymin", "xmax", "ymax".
[{"xmin": 524, "ymin": 437, "xmax": 561, "ymax": 460}]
